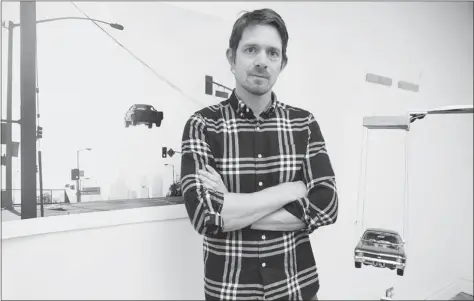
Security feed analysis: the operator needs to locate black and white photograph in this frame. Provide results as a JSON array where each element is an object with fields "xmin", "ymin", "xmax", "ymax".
[{"xmin": 1, "ymin": 1, "xmax": 473, "ymax": 300}]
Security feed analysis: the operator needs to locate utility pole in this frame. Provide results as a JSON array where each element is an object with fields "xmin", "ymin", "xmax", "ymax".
[
  {"xmin": 20, "ymin": 1, "xmax": 37, "ymax": 219},
  {"xmin": 38, "ymin": 150, "xmax": 44, "ymax": 217},
  {"xmin": 3, "ymin": 20, "xmax": 15, "ymax": 210},
  {"xmin": 76, "ymin": 148, "xmax": 91, "ymax": 203}
]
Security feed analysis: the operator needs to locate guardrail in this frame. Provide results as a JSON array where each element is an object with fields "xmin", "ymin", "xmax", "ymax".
[{"xmin": 1, "ymin": 189, "xmax": 68, "ymax": 206}]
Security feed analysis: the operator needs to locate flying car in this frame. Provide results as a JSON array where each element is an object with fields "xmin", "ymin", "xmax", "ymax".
[
  {"xmin": 125, "ymin": 104, "xmax": 163, "ymax": 129},
  {"xmin": 354, "ymin": 228, "xmax": 406, "ymax": 276}
]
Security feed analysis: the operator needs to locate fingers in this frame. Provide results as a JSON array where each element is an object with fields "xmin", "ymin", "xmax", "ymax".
[
  {"xmin": 198, "ymin": 169, "xmax": 215, "ymax": 181},
  {"xmin": 197, "ymin": 169, "xmax": 217, "ymax": 189},
  {"xmin": 205, "ymin": 165, "xmax": 219, "ymax": 176},
  {"xmin": 201, "ymin": 177, "xmax": 217, "ymax": 190},
  {"xmin": 197, "ymin": 165, "xmax": 223, "ymax": 191}
]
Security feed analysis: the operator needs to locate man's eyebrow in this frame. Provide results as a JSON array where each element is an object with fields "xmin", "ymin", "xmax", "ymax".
[
  {"xmin": 241, "ymin": 43, "xmax": 259, "ymax": 48},
  {"xmin": 241, "ymin": 43, "xmax": 281, "ymax": 52}
]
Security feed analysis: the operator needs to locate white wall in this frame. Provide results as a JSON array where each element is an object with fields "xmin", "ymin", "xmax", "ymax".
[
  {"xmin": 1, "ymin": 206, "xmax": 205, "ymax": 300},
  {"xmin": 1, "ymin": 2, "xmax": 472, "ymax": 300}
]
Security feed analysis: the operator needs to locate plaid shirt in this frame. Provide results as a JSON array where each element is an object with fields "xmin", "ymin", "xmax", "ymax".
[{"xmin": 181, "ymin": 90, "xmax": 338, "ymax": 300}]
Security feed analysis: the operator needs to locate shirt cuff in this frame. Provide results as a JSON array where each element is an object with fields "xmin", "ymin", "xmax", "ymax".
[
  {"xmin": 283, "ymin": 197, "xmax": 315, "ymax": 234},
  {"xmin": 203, "ymin": 189, "xmax": 225, "ymax": 234}
]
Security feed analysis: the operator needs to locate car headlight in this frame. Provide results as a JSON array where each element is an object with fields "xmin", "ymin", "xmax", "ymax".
[
  {"xmin": 356, "ymin": 252, "xmax": 363, "ymax": 257},
  {"xmin": 396, "ymin": 257, "xmax": 402, "ymax": 263}
]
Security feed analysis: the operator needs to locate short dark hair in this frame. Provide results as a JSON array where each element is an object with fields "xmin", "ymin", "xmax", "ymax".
[{"xmin": 228, "ymin": 8, "xmax": 289, "ymax": 67}]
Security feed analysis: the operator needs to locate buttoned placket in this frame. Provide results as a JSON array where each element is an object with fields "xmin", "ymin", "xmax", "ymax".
[{"xmin": 254, "ymin": 115, "xmax": 268, "ymax": 284}]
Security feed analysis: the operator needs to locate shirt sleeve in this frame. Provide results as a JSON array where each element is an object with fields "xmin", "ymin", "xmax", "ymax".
[
  {"xmin": 283, "ymin": 113, "xmax": 339, "ymax": 234},
  {"xmin": 180, "ymin": 113, "xmax": 225, "ymax": 235}
]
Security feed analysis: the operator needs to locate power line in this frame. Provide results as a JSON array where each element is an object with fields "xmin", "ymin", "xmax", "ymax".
[{"xmin": 69, "ymin": 2, "xmax": 207, "ymax": 108}]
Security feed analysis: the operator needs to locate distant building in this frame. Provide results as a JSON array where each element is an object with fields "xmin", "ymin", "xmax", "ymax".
[
  {"xmin": 152, "ymin": 175, "xmax": 163, "ymax": 197},
  {"xmin": 109, "ymin": 177, "xmax": 129, "ymax": 200},
  {"xmin": 129, "ymin": 190, "xmax": 138, "ymax": 199}
]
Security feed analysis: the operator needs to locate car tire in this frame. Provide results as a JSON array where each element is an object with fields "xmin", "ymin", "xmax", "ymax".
[
  {"xmin": 397, "ymin": 269, "xmax": 404, "ymax": 276},
  {"xmin": 148, "ymin": 123, "xmax": 152, "ymax": 129},
  {"xmin": 125, "ymin": 121, "xmax": 130, "ymax": 128},
  {"xmin": 355, "ymin": 262, "xmax": 361, "ymax": 268},
  {"xmin": 131, "ymin": 114, "xmax": 136, "ymax": 125}
]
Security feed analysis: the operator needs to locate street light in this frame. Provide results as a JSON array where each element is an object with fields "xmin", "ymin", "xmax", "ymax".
[
  {"xmin": 164, "ymin": 164, "xmax": 175, "ymax": 184},
  {"xmin": 76, "ymin": 148, "xmax": 92, "ymax": 202},
  {"xmin": 1, "ymin": 15, "xmax": 124, "ymax": 214}
]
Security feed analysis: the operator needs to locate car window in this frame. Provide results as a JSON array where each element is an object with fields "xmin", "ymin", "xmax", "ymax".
[
  {"xmin": 135, "ymin": 105, "xmax": 150, "ymax": 110},
  {"xmin": 382, "ymin": 235, "xmax": 399, "ymax": 244},
  {"xmin": 364, "ymin": 232, "xmax": 399, "ymax": 244}
]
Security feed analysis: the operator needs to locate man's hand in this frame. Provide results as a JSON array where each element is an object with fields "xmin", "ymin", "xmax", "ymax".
[
  {"xmin": 285, "ymin": 181, "xmax": 308, "ymax": 200},
  {"xmin": 198, "ymin": 165, "xmax": 229, "ymax": 194}
]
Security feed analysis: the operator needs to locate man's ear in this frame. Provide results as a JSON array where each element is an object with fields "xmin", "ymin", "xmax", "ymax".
[
  {"xmin": 280, "ymin": 59, "xmax": 288, "ymax": 72},
  {"xmin": 226, "ymin": 48, "xmax": 235, "ymax": 70}
]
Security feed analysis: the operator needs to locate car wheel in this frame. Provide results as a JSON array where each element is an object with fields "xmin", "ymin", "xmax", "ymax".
[
  {"xmin": 125, "ymin": 121, "xmax": 130, "ymax": 128},
  {"xmin": 131, "ymin": 114, "xmax": 137, "ymax": 125},
  {"xmin": 355, "ymin": 262, "xmax": 361, "ymax": 268},
  {"xmin": 148, "ymin": 123, "xmax": 152, "ymax": 129},
  {"xmin": 397, "ymin": 269, "xmax": 404, "ymax": 276}
]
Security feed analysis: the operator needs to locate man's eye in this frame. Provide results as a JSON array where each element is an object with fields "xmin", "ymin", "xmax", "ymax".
[
  {"xmin": 269, "ymin": 51, "xmax": 279, "ymax": 58},
  {"xmin": 245, "ymin": 47, "xmax": 256, "ymax": 54}
]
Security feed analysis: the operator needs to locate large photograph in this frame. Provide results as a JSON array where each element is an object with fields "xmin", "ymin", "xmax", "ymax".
[{"xmin": 1, "ymin": 1, "xmax": 472, "ymax": 300}]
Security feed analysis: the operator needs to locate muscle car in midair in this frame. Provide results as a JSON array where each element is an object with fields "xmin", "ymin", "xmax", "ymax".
[{"xmin": 354, "ymin": 228, "xmax": 407, "ymax": 276}]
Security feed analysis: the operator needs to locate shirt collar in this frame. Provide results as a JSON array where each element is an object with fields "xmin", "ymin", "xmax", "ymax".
[{"xmin": 229, "ymin": 89, "xmax": 278, "ymax": 119}]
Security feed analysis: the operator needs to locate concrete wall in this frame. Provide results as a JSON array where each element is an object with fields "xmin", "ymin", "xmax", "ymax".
[
  {"xmin": 1, "ymin": 2, "xmax": 472, "ymax": 300},
  {"xmin": 1, "ymin": 206, "xmax": 205, "ymax": 300}
]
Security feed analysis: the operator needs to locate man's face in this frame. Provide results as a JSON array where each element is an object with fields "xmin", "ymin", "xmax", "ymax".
[{"xmin": 228, "ymin": 24, "xmax": 286, "ymax": 96}]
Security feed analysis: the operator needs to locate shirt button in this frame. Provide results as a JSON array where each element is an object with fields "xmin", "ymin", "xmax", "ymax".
[
  {"xmin": 246, "ymin": 108, "xmax": 249, "ymax": 113},
  {"xmin": 262, "ymin": 235, "xmax": 266, "ymax": 240},
  {"xmin": 258, "ymin": 182, "xmax": 263, "ymax": 187},
  {"xmin": 261, "ymin": 262, "xmax": 266, "ymax": 267},
  {"xmin": 257, "ymin": 154, "xmax": 262, "ymax": 158}
]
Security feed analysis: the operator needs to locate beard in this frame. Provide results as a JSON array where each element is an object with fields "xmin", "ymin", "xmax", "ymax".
[{"xmin": 243, "ymin": 76, "xmax": 273, "ymax": 96}]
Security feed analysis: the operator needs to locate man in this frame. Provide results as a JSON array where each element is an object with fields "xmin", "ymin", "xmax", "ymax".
[{"xmin": 181, "ymin": 8, "xmax": 338, "ymax": 300}]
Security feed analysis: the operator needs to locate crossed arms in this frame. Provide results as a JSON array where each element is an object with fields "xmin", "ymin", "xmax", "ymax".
[{"xmin": 180, "ymin": 113, "xmax": 339, "ymax": 235}]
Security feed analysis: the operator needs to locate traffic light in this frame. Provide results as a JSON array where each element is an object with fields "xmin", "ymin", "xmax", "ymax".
[
  {"xmin": 36, "ymin": 126, "xmax": 43, "ymax": 139},
  {"xmin": 162, "ymin": 147, "xmax": 167, "ymax": 158},
  {"xmin": 71, "ymin": 168, "xmax": 79, "ymax": 180},
  {"xmin": 205, "ymin": 75, "xmax": 213, "ymax": 95}
]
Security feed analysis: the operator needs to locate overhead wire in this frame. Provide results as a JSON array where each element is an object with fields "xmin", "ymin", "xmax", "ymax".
[{"xmin": 69, "ymin": 2, "xmax": 207, "ymax": 108}]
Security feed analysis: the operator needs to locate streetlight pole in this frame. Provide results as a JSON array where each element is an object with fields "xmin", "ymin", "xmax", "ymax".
[
  {"xmin": 76, "ymin": 148, "xmax": 91, "ymax": 203},
  {"xmin": 2, "ymin": 14, "xmax": 123, "ymax": 215},
  {"xmin": 165, "ymin": 164, "xmax": 175, "ymax": 184}
]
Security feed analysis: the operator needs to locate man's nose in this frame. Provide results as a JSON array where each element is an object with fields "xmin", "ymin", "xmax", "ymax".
[{"xmin": 254, "ymin": 52, "xmax": 268, "ymax": 69}]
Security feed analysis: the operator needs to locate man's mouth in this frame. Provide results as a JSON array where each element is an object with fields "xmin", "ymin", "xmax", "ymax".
[{"xmin": 250, "ymin": 74, "xmax": 269, "ymax": 79}]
